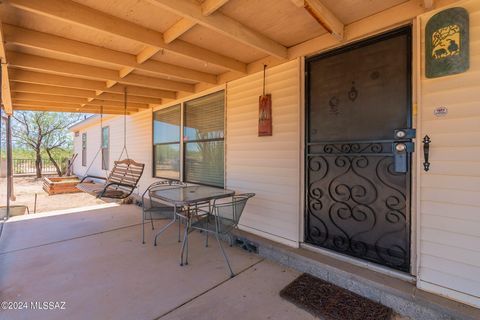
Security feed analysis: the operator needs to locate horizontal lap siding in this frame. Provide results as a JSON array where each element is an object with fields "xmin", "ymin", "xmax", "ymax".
[
  {"xmin": 418, "ymin": 0, "xmax": 480, "ymax": 307},
  {"xmin": 73, "ymin": 110, "xmax": 156, "ymax": 196},
  {"xmin": 226, "ymin": 59, "xmax": 301, "ymax": 246}
]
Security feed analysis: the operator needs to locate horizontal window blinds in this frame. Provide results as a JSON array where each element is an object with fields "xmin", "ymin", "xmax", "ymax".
[
  {"xmin": 184, "ymin": 91, "xmax": 225, "ymax": 187},
  {"xmin": 153, "ymin": 104, "xmax": 181, "ymax": 144},
  {"xmin": 184, "ymin": 91, "xmax": 224, "ymax": 141}
]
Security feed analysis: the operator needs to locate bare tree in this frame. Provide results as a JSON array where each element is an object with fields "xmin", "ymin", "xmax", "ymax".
[{"xmin": 12, "ymin": 111, "xmax": 83, "ymax": 178}]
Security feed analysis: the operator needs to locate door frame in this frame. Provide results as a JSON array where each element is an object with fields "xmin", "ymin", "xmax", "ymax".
[{"xmin": 299, "ymin": 24, "xmax": 418, "ymax": 277}]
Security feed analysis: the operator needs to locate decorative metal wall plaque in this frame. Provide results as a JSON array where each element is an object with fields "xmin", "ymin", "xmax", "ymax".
[
  {"xmin": 259, "ymin": 65, "xmax": 272, "ymax": 136},
  {"xmin": 258, "ymin": 94, "xmax": 272, "ymax": 136},
  {"xmin": 425, "ymin": 7, "xmax": 469, "ymax": 78}
]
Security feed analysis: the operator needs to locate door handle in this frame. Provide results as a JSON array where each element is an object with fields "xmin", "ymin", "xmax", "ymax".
[
  {"xmin": 392, "ymin": 142, "xmax": 414, "ymax": 173},
  {"xmin": 392, "ymin": 129, "xmax": 415, "ymax": 173},
  {"xmin": 423, "ymin": 135, "xmax": 431, "ymax": 171}
]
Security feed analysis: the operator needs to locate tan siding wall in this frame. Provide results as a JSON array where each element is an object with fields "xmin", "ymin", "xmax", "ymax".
[
  {"xmin": 418, "ymin": 0, "xmax": 480, "ymax": 307},
  {"xmin": 226, "ymin": 59, "xmax": 301, "ymax": 246}
]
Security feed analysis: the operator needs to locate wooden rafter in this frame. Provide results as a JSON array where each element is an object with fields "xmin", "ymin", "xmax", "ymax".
[
  {"xmin": 13, "ymin": 104, "xmax": 131, "ymax": 115},
  {"xmin": 291, "ymin": 0, "xmax": 344, "ymax": 41},
  {"xmin": 8, "ymin": 0, "xmax": 247, "ymax": 73},
  {"xmin": 12, "ymin": 92, "xmax": 149, "ymax": 109},
  {"xmin": 3, "ymin": 24, "xmax": 218, "ymax": 84},
  {"xmin": 201, "ymin": 0, "xmax": 231, "ymax": 16},
  {"xmin": 148, "ymin": 0, "xmax": 288, "ymax": 59},
  {"xmin": 7, "ymin": 51, "xmax": 195, "ymax": 92},
  {"xmin": 0, "ymin": 22, "xmax": 12, "ymax": 114},
  {"xmin": 10, "ymin": 83, "xmax": 163, "ymax": 104},
  {"xmin": 163, "ymin": 0, "xmax": 229, "ymax": 44},
  {"xmin": 163, "ymin": 18, "xmax": 197, "ymax": 44},
  {"xmin": 9, "ymin": 69, "xmax": 176, "ymax": 99},
  {"xmin": 423, "ymin": 0, "xmax": 435, "ymax": 9},
  {"xmin": 13, "ymin": 100, "xmax": 138, "ymax": 113}
]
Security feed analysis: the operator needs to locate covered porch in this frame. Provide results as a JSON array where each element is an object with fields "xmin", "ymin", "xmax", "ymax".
[
  {"xmin": 0, "ymin": 204, "xmax": 312, "ymax": 320},
  {"xmin": 1, "ymin": 0, "xmax": 480, "ymax": 318}
]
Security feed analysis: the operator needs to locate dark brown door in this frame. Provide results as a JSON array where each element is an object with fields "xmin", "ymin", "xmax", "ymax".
[{"xmin": 305, "ymin": 27, "xmax": 413, "ymax": 272}]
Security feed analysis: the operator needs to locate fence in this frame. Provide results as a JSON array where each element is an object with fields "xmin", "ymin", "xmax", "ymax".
[{"xmin": 13, "ymin": 159, "xmax": 63, "ymax": 175}]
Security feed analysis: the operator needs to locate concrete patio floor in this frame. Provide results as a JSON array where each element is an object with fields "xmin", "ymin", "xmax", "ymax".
[{"xmin": 0, "ymin": 204, "xmax": 313, "ymax": 320}]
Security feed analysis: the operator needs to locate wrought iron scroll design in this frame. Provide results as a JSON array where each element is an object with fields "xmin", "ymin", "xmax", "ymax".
[{"xmin": 306, "ymin": 142, "xmax": 409, "ymax": 272}]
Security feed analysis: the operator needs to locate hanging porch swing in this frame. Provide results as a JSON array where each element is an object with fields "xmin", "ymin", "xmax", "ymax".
[{"xmin": 77, "ymin": 88, "xmax": 145, "ymax": 200}]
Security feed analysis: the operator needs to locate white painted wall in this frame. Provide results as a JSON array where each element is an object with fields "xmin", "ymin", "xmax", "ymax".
[
  {"xmin": 72, "ymin": 110, "xmax": 157, "ymax": 198},
  {"xmin": 417, "ymin": 0, "xmax": 480, "ymax": 308}
]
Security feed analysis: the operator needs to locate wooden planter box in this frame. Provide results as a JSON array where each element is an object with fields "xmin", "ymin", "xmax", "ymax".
[{"xmin": 43, "ymin": 176, "xmax": 81, "ymax": 195}]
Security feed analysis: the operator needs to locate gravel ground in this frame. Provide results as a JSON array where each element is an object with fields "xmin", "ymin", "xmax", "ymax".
[{"xmin": 1, "ymin": 176, "xmax": 105, "ymax": 214}]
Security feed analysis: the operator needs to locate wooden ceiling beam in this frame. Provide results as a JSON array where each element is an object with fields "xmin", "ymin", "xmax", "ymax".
[
  {"xmin": 13, "ymin": 100, "xmax": 138, "ymax": 112},
  {"xmin": 9, "ymin": 69, "xmax": 176, "ymax": 99},
  {"xmin": 8, "ymin": 0, "xmax": 247, "ymax": 73},
  {"xmin": 10, "ymin": 83, "xmax": 162, "ymax": 104},
  {"xmin": 291, "ymin": 0, "xmax": 344, "ymax": 41},
  {"xmin": 163, "ymin": 0, "xmax": 228, "ymax": 44},
  {"xmin": 13, "ymin": 104, "xmax": 130, "ymax": 115},
  {"xmin": 163, "ymin": 18, "xmax": 197, "ymax": 44},
  {"xmin": 12, "ymin": 92, "xmax": 149, "ymax": 109},
  {"xmin": 0, "ymin": 23, "xmax": 12, "ymax": 114},
  {"xmin": 2, "ymin": 25, "xmax": 219, "ymax": 84},
  {"xmin": 11, "ymin": 83, "xmax": 95, "ymax": 98},
  {"xmin": 201, "ymin": 0, "xmax": 230, "ymax": 16},
  {"xmin": 148, "ymin": 0, "xmax": 288, "ymax": 59},
  {"xmin": 423, "ymin": 0, "xmax": 435, "ymax": 9},
  {"xmin": 7, "ymin": 51, "xmax": 194, "ymax": 92}
]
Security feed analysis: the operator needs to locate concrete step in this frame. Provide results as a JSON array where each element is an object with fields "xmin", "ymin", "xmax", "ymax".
[{"xmin": 233, "ymin": 230, "xmax": 480, "ymax": 320}]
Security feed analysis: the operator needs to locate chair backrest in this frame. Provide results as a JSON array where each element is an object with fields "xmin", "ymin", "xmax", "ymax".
[
  {"xmin": 213, "ymin": 193, "xmax": 255, "ymax": 232},
  {"xmin": 107, "ymin": 159, "xmax": 145, "ymax": 193},
  {"xmin": 147, "ymin": 179, "xmax": 186, "ymax": 196}
]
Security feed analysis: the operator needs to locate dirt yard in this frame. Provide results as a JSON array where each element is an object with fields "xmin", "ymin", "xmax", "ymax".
[{"xmin": 4, "ymin": 176, "xmax": 106, "ymax": 214}]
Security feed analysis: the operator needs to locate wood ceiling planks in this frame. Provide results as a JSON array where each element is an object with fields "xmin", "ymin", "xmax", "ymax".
[{"xmin": 1, "ymin": 0, "xmax": 428, "ymax": 115}]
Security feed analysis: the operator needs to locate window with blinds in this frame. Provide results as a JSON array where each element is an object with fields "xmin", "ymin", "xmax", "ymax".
[
  {"xmin": 184, "ymin": 91, "xmax": 225, "ymax": 187},
  {"xmin": 153, "ymin": 104, "xmax": 181, "ymax": 179},
  {"xmin": 82, "ymin": 133, "xmax": 87, "ymax": 167},
  {"xmin": 101, "ymin": 127, "xmax": 109, "ymax": 170}
]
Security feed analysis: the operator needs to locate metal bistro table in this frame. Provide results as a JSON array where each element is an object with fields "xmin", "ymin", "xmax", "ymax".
[{"xmin": 150, "ymin": 185, "xmax": 235, "ymax": 266}]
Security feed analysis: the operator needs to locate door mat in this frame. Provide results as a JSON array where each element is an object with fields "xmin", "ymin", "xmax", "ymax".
[{"xmin": 280, "ymin": 273, "xmax": 392, "ymax": 320}]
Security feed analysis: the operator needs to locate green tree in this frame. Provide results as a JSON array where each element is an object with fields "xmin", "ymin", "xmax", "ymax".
[{"xmin": 12, "ymin": 111, "xmax": 83, "ymax": 178}]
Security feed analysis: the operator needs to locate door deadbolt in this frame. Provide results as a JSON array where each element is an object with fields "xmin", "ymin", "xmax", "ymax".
[{"xmin": 395, "ymin": 143, "xmax": 407, "ymax": 152}]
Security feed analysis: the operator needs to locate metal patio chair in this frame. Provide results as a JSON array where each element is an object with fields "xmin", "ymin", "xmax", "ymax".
[
  {"xmin": 190, "ymin": 193, "xmax": 255, "ymax": 277},
  {"xmin": 141, "ymin": 179, "xmax": 186, "ymax": 244}
]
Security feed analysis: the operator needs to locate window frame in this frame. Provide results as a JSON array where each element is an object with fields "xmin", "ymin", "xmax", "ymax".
[
  {"xmin": 101, "ymin": 126, "xmax": 109, "ymax": 170},
  {"xmin": 182, "ymin": 92, "xmax": 225, "ymax": 188},
  {"xmin": 81, "ymin": 132, "xmax": 87, "ymax": 167},
  {"xmin": 152, "ymin": 104, "xmax": 182, "ymax": 180},
  {"xmin": 152, "ymin": 90, "xmax": 225, "ymax": 187}
]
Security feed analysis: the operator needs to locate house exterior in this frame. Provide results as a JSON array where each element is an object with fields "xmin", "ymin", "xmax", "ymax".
[
  {"xmin": 0, "ymin": 0, "xmax": 477, "ymax": 313},
  {"xmin": 68, "ymin": 0, "xmax": 480, "ymax": 309}
]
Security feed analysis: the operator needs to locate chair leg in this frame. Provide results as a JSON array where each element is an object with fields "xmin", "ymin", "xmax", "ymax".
[
  {"xmin": 185, "ymin": 219, "xmax": 190, "ymax": 265},
  {"xmin": 178, "ymin": 214, "xmax": 181, "ymax": 243},
  {"xmin": 154, "ymin": 214, "xmax": 176, "ymax": 246},
  {"xmin": 149, "ymin": 211, "xmax": 154, "ymax": 230},
  {"xmin": 180, "ymin": 219, "xmax": 189, "ymax": 266},
  {"xmin": 205, "ymin": 216, "xmax": 209, "ymax": 248},
  {"xmin": 215, "ymin": 232, "xmax": 234, "ymax": 278},
  {"xmin": 142, "ymin": 210, "xmax": 145, "ymax": 244}
]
